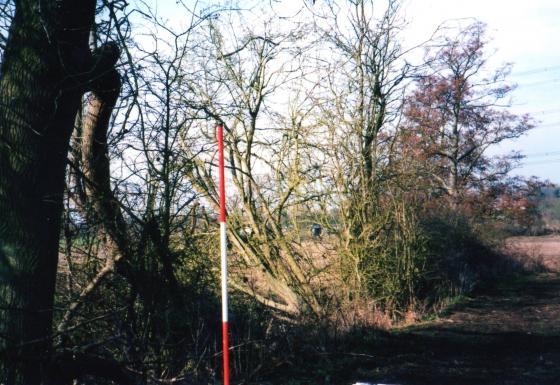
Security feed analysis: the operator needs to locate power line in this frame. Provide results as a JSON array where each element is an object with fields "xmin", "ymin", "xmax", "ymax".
[
  {"xmin": 521, "ymin": 158, "xmax": 560, "ymax": 166},
  {"xmin": 533, "ymin": 121, "xmax": 560, "ymax": 129},
  {"xmin": 517, "ymin": 78, "xmax": 560, "ymax": 88},
  {"xmin": 517, "ymin": 108, "xmax": 560, "ymax": 116},
  {"xmin": 523, "ymin": 150, "xmax": 560, "ymax": 158},
  {"xmin": 511, "ymin": 65, "xmax": 560, "ymax": 78}
]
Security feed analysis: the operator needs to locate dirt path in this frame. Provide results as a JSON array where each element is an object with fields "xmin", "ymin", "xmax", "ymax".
[
  {"xmin": 342, "ymin": 235, "xmax": 560, "ymax": 385},
  {"xmin": 353, "ymin": 273, "xmax": 560, "ymax": 385},
  {"xmin": 337, "ymin": 236, "xmax": 560, "ymax": 385},
  {"xmin": 272, "ymin": 274, "xmax": 560, "ymax": 385},
  {"xmin": 266, "ymin": 237, "xmax": 560, "ymax": 385}
]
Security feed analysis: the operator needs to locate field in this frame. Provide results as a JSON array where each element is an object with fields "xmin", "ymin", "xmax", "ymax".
[{"xmin": 507, "ymin": 235, "xmax": 560, "ymax": 271}]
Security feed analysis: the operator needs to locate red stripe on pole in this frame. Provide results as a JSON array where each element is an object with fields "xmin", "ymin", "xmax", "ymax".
[
  {"xmin": 217, "ymin": 124, "xmax": 226, "ymax": 223},
  {"xmin": 222, "ymin": 321, "xmax": 230, "ymax": 385}
]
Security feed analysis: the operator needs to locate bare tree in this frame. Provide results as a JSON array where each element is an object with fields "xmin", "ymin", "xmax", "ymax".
[
  {"xmin": 312, "ymin": 0, "xmax": 417, "ymax": 302},
  {"xmin": 56, "ymin": 4, "xmax": 225, "ymax": 382},
  {"xmin": 180, "ymin": 12, "xmax": 326, "ymax": 317}
]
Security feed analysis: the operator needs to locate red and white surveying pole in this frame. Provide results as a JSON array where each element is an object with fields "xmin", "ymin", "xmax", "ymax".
[{"xmin": 217, "ymin": 123, "xmax": 230, "ymax": 385}]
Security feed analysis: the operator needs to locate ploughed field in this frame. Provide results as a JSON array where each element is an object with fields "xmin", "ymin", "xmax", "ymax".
[{"xmin": 507, "ymin": 235, "xmax": 560, "ymax": 271}]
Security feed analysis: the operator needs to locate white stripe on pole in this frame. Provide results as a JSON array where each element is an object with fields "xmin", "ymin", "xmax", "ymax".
[{"xmin": 220, "ymin": 221, "xmax": 228, "ymax": 322}]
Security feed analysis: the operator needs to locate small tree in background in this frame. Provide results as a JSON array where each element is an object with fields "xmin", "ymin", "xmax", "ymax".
[{"xmin": 403, "ymin": 22, "xmax": 534, "ymax": 208}]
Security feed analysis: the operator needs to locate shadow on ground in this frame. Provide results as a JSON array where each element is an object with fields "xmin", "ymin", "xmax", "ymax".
[{"xmin": 337, "ymin": 273, "xmax": 560, "ymax": 385}]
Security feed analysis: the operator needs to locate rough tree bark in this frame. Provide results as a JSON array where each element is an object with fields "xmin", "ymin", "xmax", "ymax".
[
  {"xmin": 57, "ymin": 65, "xmax": 124, "ymax": 335},
  {"xmin": 0, "ymin": 1, "xmax": 119, "ymax": 383}
]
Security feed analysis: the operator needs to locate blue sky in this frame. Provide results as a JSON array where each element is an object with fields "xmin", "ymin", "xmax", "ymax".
[{"xmin": 140, "ymin": 0, "xmax": 560, "ymax": 182}]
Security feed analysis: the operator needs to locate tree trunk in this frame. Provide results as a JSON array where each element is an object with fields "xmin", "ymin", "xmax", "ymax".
[{"xmin": 0, "ymin": 1, "xmax": 116, "ymax": 382}]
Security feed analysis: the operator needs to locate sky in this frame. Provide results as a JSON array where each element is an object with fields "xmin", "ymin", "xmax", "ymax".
[
  {"xmin": 403, "ymin": 0, "xmax": 560, "ymax": 182},
  {"xmin": 143, "ymin": 0, "xmax": 560, "ymax": 182}
]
